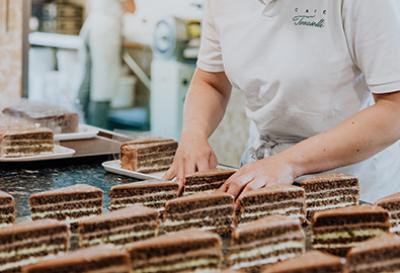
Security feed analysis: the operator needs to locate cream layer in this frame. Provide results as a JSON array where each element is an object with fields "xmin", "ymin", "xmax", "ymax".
[
  {"xmin": 0, "ymin": 244, "xmax": 64, "ymax": 259},
  {"xmin": 32, "ymin": 207, "xmax": 101, "ymax": 219},
  {"xmin": 306, "ymin": 195, "xmax": 357, "ymax": 204},
  {"xmin": 240, "ymin": 209, "xmax": 303, "ymax": 220},
  {"xmin": 163, "ymin": 215, "xmax": 233, "ymax": 229},
  {"xmin": 312, "ymin": 229, "xmax": 386, "ymax": 241},
  {"xmin": 166, "ymin": 204, "xmax": 233, "ymax": 218},
  {"xmin": 349, "ymin": 257, "xmax": 400, "ymax": 272},
  {"xmin": 81, "ymin": 230, "xmax": 156, "ymax": 246},
  {"xmin": 0, "ymin": 235, "xmax": 67, "ymax": 252},
  {"xmin": 31, "ymin": 198, "xmax": 102, "ymax": 209},
  {"xmin": 232, "ymin": 253, "xmax": 299, "ymax": 270},
  {"xmin": 134, "ymin": 258, "xmax": 220, "ymax": 273},
  {"xmin": 305, "ymin": 187, "xmax": 359, "ymax": 196},
  {"xmin": 229, "ymin": 241, "xmax": 305, "ymax": 261},
  {"xmin": 80, "ymin": 222, "xmax": 157, "ymax": 238},
  {"xmin": 111, "ymin": 192, "xmax": 176, "ymax": 201},
  {"xmin": 306, "ymin": 202, "xmax": 355, "ymax": 211}
]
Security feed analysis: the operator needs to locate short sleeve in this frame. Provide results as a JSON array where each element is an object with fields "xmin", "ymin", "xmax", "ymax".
[
  {"xmin": 196, "ymin": 0, "xmax": 225, "ymax": 73},
  {"xmin": 343, "ymin": 0, "xmax": 400, "ymax": 94}
]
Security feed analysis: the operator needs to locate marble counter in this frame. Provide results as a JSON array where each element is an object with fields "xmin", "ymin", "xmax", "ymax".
[{"xmin": 0, "ymin": 162, "xmax": 140, "ymax": 219}]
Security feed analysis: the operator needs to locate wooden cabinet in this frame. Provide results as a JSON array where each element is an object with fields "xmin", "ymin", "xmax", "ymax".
[{"xmin": 0, "ymin": 0, "xmax": 29, "ymax": 102}]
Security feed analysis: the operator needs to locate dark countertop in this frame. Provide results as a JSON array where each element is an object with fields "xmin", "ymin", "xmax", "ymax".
[{"xmin": 0, "ymin": 160, "xmax": 140, "ymax": 219}]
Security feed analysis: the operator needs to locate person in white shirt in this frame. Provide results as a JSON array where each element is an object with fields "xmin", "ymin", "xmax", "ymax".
[{"xmin": 164, "ymin": 0, "xmax": 400, "ymax": 203}]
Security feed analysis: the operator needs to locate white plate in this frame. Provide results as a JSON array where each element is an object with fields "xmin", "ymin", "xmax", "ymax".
[
  {"xmin": 102, "ymin": 160, "xmax": 238, "ymax": 180},
  {"xmin": 54, "ymin": 124, "xmax": 99, "ymax": 141},
  {"xmin": 0, "ymin": 145, "xmax": 75, "ymax": 162}
]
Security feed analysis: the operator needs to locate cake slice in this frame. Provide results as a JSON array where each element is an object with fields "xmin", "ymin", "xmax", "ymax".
[
  {"xmin": 163, "ymin": 191, "xmax": 235, "ymax": 235},
  {"xmin": 126, "ymin": 229, "xmax": 222, "ymax": 273},
  {"xmin": 311, "ymin": 205, "xmax": 390, "ymax": 257},
  {"xmin": 29, "ymin": 184, "xmax": 103, "ymax": 223},
  {"xmin": 236, "ymin": 185, "xmax": 305, "ymax": 224},
  {"xmin": 261, "ymin": 251, "xmax": 344, "ymax": 273},
  {"xmin": 376, "ymin": 192, "xmax": 400, "ymax": 234},
  {"xmin": 227, "ymin": 215, "xmax": 306, "ymax": 272},
  {"xmin": 0, "ymin": 128, "xmax": 54, "ymax": 158},
  {"xmin": 345, "ymin": 233, "xmax": 400, "ymax": 273},
  {"xmin": 182, "ymin": 169, "xmax": 236, "ymax": 196},
  {"xmin": 0, "ymin": 219, "xmax": 69, "ymax": 273},
  {"xmin": 296, "ymin": 173, "xmax": 360, "ymax": 219},
  {"xmin": 109, "ymin": 180, "xmax": 179, "ymax": 214},
  {"xmin": 77, "ymin": 205, "xmax": 159, "ymax": 248},
  {"xmin": 0, "ymin": 191, "xmax": 15, "ymax": 228},
  {"xmin": 120, "ymin": 138, "xmax": 178, "ymax": 173},
  {"xmin": 22, "ymin": 244, "xmax": 131, "ymax": 273}
]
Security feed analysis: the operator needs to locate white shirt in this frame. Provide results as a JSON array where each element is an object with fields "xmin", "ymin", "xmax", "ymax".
[{"xmin": 197, "ymin": 0, "xmax": 400, "ymax": 202}]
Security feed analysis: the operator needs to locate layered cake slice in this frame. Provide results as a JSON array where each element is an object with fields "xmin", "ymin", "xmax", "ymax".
[
  {"xmin": 296, "ymin": 173, "xmax": 360, "ymax": 219},
  {"xmin": 182, "ymin": 169, "xmax": 236, "ymax": 196},
  {"xmin": 345, "ymin": 233, "xmax": 400, "ymax": 273},
  {"xmin": 22, "ymin": 244, "xmax": 131, "ymax": 273},
  {"xmin": 262, "ymin": 251, "xmax": 344, "ymax": 273},
  {"xmin": 311, "ymin": 205, "xmax": 390, "ymax": 257},
  {"xmin": 29, "ymin": 184, "xmax": 103, "ymax": 223},
  {"xmin": 0, "ymin": 219, "xmax": 69, "ymax": 273},
  {"xmin": 227, "ymin": 215, "xmax": 306, "ymax": 272},
  {"xmin": 163, "ymin": 191, "xmax": 235, "ymax": 235},
  {"xmin": 0, "ymin": 128, "xmax": 54, "ymax": 158},
  {"xmin": 120, "ymin": 138, "xmax": 178, "ymax": 173},
  {"xmin": 126, "ymin": 229, "xmax": 222, "ymax": 273},
  {"xmin": 77, "ymin": 205, "xmax": 159, "ymax": 248},
  {"xmin": 0, "ymin": 191, "xmax": 15, "ymax": 228},
  {"xmin": 376, "ymin": 192, "xmax": 400, "ymax": 234},
  {"xmin": 236, "ymin": 184, "xmax": 305, "ymax": 224},
  {"xmin": 109, "ymin": 180, "xmax": 180, "ymax": 214}
]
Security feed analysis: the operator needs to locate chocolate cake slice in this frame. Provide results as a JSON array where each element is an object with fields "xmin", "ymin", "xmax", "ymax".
[
  {"xmin": 0, "ymin": 191, "xmax": 15, "ymax": 228},
  {"xmin": 29, "ymin": 184, "xmax": 103, "ymax": 224},
  {"xmin": 376, "ymin": 192, "xmax": 400, "ymax": 234},
  {"xmin": 22, "ymin": 244, "xmax": 131, "ymax": 273},
  {"xmin": 163, "ymin": 191, "xmax": 235, "ymax": 235},
  {"xmin": 261, "ymin": 251, "xmax": 344, "ymax": 273},
  {"xmin": 77, "ymin": 205, "xmax": 159, "ymax": 248},
  {"xmin": 227, "ymin": 215, "xmax": 306, "ymax": 272},
  {"xmin": 311, "ymin": 205, "xmax": 390, "ymax": 257},
  {"xmin": 0, "ymin": 128, "xmax": 54, "ymax": 158},
  {"xmin": 126, "ymin": 229, "xmax": 222, "ymax": 273},
  {"xmin": 109, "ymin": 180, "xmax": 179, "ymax": 214},
  {"xmin": 183, "ymin": 169, "xmax": 236, "ymax": 196},
  {"xmin": 236, "ymin": 185, "xmax": 305, "ymax": 224},
  {"xmin": 0, "ymin": 219, "xmax": 69, "ymax": 273},
  {"xmin": 345, "ymin": 233, "xmax": 400, "ymax": 273},
  {"xmin": 296, "ymin": 173, "xmax": 360, "ymax": 219},
  {"xmin": 120, "ymin": 138, "xmax": 178, "ymax": 173},
  {"xmin": 2, "ymin": 101, "xmax": 79, "ymax": 134}
]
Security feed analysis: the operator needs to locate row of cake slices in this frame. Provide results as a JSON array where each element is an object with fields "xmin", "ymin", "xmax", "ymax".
[{"xmin": 3, "ymin": 211, "xmax": 400, "ymax": 273}]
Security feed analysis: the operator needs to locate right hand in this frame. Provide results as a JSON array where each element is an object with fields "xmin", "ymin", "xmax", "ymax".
[{"xmin": 163, "ymin": 132, "xmax": 218, "ymax": 188}]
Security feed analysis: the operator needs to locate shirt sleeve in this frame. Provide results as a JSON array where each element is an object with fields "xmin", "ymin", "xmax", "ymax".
[
  {"xmin": 196, "ymin": 0, "xmax": 225, "ymax": 73},
  {"xmin": 343, "ymin": 0, "xmax": 400, "ymax": 94}
]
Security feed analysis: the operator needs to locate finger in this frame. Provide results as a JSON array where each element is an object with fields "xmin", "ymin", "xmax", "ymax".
[
  {"xmin": 226, "ymin": 175, "xmax": 253, "ymax": 199},
  {"xmin": 241, "ymin": 179, "xmax": 266, "ymax": 195},
  {"xmin": 176, "ymin": 159, "xmax": 186, "ymax": 191},
  {"xmin": 184, "ymin": 159, "xmax": 196, "ymax": 176},
  {"xmin": 219, "ymin": 179, "xmax": 230, "ymax": 192},
  {"xmin": 209, "ymin": 153, "xmax": 218, "ymax": 169},
  {"xmin": 197, "ymin": 156, "xmax": 210, "ymax": 172},
  {"xmin": 163, "ymin": 165, "xmax": 176, "ymax": 180}
]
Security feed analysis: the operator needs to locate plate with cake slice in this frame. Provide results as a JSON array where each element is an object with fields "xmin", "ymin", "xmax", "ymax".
[
  {"xmin": 0, "ymin": 145, "xmax": 75, "ymax": 162},
  {"xmin": 54, "ymin": 124, "xmax": 99, "ymax": 141}
]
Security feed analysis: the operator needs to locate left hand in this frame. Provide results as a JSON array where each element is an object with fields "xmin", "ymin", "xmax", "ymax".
[{"xmin": 219, "ymin": 155, "xmax": 296, "ymax": 199}]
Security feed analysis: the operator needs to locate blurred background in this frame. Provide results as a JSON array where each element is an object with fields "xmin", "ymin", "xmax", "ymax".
[{"xmin": 0, "ymin": 0, "xmax": 248, "ymax": 167}]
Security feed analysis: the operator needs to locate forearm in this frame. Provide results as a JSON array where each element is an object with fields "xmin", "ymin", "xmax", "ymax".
[
  {"xmin": 182, "ymin": 69, "xmax": 232, "ymax": 139},
  {"xmin": 281, "ymin": 92, "xmax": 400, "ymax": 177}
]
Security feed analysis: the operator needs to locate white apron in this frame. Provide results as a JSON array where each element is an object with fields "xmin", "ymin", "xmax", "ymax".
[{"xmin": 197, "ymin": 0, "xmax": 400, "ymax": 202}]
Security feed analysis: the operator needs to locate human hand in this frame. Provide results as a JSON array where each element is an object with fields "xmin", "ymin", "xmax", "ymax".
[
  {"xmin": 163, "ymin": 131, "xmax": 218, "ymax": 188},
  {"xmin": 219, "ymin": 155, "xmax": 296, "ymax": 199}
]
